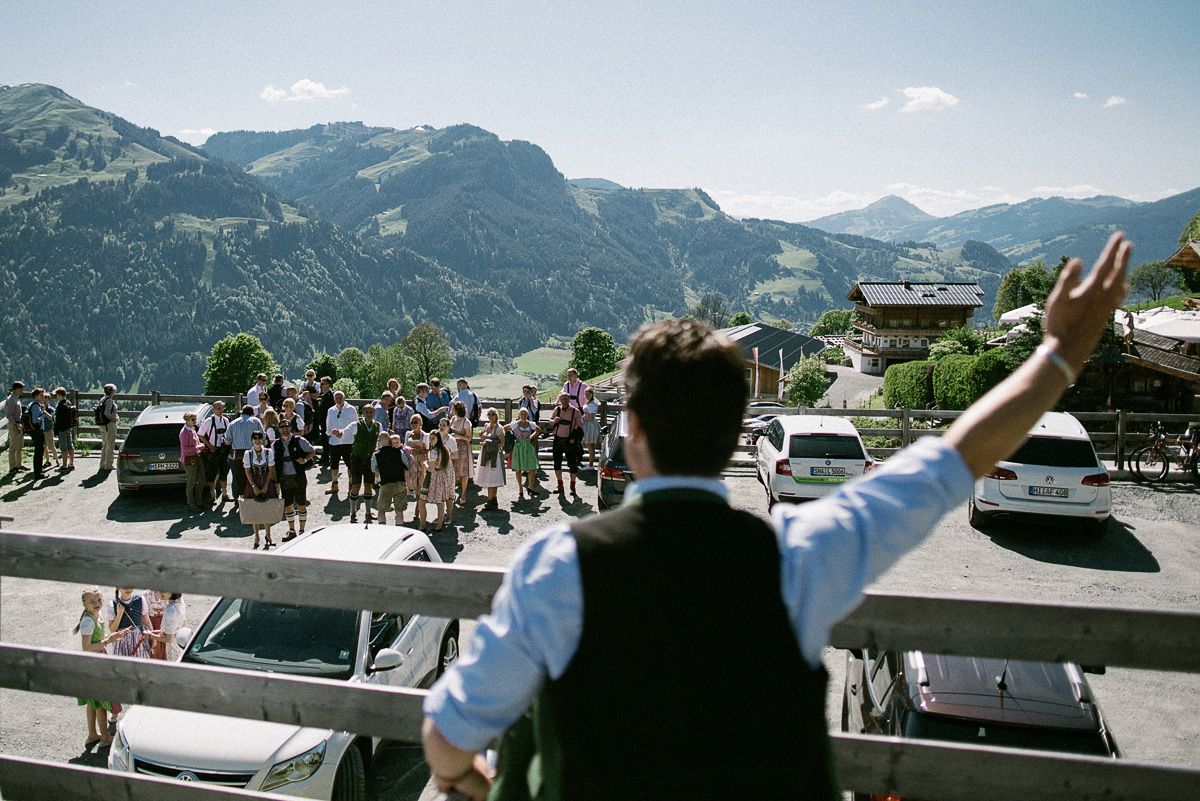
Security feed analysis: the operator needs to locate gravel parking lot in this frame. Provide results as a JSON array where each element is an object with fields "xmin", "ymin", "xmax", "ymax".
[{"xmin": 1, "ymin": 453, "xmax": 1198, "ymax": 798}]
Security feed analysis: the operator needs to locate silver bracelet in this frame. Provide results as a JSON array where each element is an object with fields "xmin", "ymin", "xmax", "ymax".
[{"xmin": 1035, "ymin": 343, "xmax": 1077, "ymax": 385}]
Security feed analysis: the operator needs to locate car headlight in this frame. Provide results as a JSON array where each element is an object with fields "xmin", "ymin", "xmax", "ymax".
[
  {"xmin": 110, "ymin": 726, "xmax": 131, "ymax": 771},
  {"xmin": 261, "ymin": 741, "xmax": 326, "ymax": 791}
]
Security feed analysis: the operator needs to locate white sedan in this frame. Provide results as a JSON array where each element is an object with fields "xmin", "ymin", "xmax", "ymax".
[{"xmin": 109, "ymin": 525, "xmax": 459, "ymax": 799}]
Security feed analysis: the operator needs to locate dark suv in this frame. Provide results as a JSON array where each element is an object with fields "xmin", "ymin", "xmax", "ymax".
[
  {"xmin": 597, "ymin": 412, "xmax": 634, "ymax": 510},
  {"xmin": 842, "ymin": 649, "xmax": 1118, "ymax": 798},
  {"xmin": 117, "ymin": 403, "xmax": 213, "ymax": 497}
]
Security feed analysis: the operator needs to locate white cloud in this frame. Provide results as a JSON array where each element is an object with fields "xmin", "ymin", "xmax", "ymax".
[
  {"xmin": 863, "ymin": 97, "xmax": 890, "ymax": 111},
  {"xmin": 1073, "ymin": 92, "xmax": 1089, "ymax": 99},
  {"xmin": 899, "ymin": 86, "xmax": 959, "ymax": 113},
  {"xmin": 1104, "ymin": 95, "xmax": 1126, "ymax": 107},
  {"xmin": 177, "ymin": 127, "xmax": 217, "ymax": 145},
  {"xmin": 260, "ymin": 79, "xmax": 351, "ymax": 103},
  {"xmin": 1031, "ymin": 184, "xmax": 1107, "ymax": 198}
]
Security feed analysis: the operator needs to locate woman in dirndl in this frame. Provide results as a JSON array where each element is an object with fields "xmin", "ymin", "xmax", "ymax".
[
  {"xmin": 423, "ymin": 430, "xmax": 455, "ymax": 532},
  {"xmin": 474, "ymin": 408, "xmax": 506, "ymax": 508},
  {"xmin": 508, "ymin": 407, "xmax": 540, "ymax": 499},
  {"xmin": 406, "ymin": 414, "xmax": 429, "ymax": 520},
  {"xmin": 582, "ymin": 387, "xmax": 601, "ymax": 470},
  {"xmin": 241, "ymin": 431, "xmax": 279, "ymax": 548},
  {"xmin": 448, "ymin": 401, "xmax": 473, "ymax": 506}
]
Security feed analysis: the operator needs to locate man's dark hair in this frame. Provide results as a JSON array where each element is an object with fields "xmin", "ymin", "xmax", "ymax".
[
  {"xmin": 273, "ymin": 374, "xmax": 284, "ymax": 383},
  {"xmin": 320, "ymin": 376, "xmax": 332, "ymax": 385},
  {"xmin": 241, "ymin": 405, "xmax": 255, "ymax": 416},
  {"xmin": 11, "ymin": 381, "xmax": 24, "ymax": 391},
  {"xmin": 624, "ymin": 319, "xmax": 747, "ymax": 476}
]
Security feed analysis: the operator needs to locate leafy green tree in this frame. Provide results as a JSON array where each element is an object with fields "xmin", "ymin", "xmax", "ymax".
[
  {"xmin": 928, "ymin": 339, "xmax": 970, "ymax": 360},
  {"xmin": 307, "ymin": 352, "xmax": 338, "ymax": 383},
  {"xmin": 203, "ymin": 333, "xmax": 279, "ymax": 396},
  {"xmin": 992, "ymin": 259, "xmax": 1053, "ymax": 319},
  {"xmin": 359, "ymin": 343, "xmax": 413, "ymax": 399},
  {"xmin": 782, "ymin": 355, "xmax": 830, "ymax": 407},
  {"xmin": 934, "ymin": 325, "xmax": 985, "ymax": 355},
  {"xmin": 402, "ymin": 322, "xmax": 454, "ymax": 385},
  {"xmin": 332, "ymin": 376, "xmax": 361, "ymax": 400},
  {"xmin": 810, "ymin": 309, "xmax": 853, "ymax": 337},
  {"xmin": 882, "ymin": 361, "xmax": 934, "ymax": 408},
  {"xmin": 1129, "ymin": 260, "xmax": 1182, "ymax": 302},
  {"xmin": 773, "ymin": 318, "xmax": 793, "ymax": 331},
  {"xmin": 1181, "ymin": 209, "xmax": 1200, "ymax": 245},
  {"xmin": 335, "ymin": 348, "xmax": 368, "ymax": 390},
  {"xmin": 568, "ymin": 327, "xmax": 619, "ymax": 381},
  {"xmin": 728, "ymin": 311, "xmax": 754, "ymax": 327}
]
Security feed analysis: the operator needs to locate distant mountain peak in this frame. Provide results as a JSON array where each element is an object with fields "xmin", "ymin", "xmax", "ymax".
[
  {"xmin": 864, "ymin": 194, "xmax": 936, "ymax": 219},
  {"xmin": 567, "ymin": 177, "xmax": 626, "ymax": 191}
]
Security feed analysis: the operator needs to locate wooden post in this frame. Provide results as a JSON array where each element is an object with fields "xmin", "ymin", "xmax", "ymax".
[
  {"xmin": 504, "ymin": 398, "xmax": 512, "ymax": 425},
  {"xmin": 235, "ymin": 393, "xmax": 244, "ymax": 412},
  {"xmin": 1115, "ymin": 409, "xmax": 1126, "ymax": 470},
  {"xmin": 901, "ymin": 407, "xmax": 911, "ymax": 448},
  {"xmin": 600, "ymin": 400, "xmax": 608, "ymax": 427},
  {"xmin": 151, "ymin": 391, "xmax": 161, "ymax": 406}
]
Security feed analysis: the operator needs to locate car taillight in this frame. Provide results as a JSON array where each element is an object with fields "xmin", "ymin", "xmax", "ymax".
[
  {"xmin": 985, "ymin": 466, "xmax": 1017, "ymax": 480},
  {"xmin": 775, "ymin": 459, "xmax": 792, "ymax": 476},
  {"xmin": 600, "ymin": 464, "xmax": 624, "ymax": 480},
  {"xmin": 870, "ymin": 795, "xmax": 903, "ymax": 801},
  {"xmin": 1082, "ymin": 472, "xmax": 1110, "ymax": 486},
  {"xmin": 117, "ymin": 450, "xmax": 140, "ymax": 460}
]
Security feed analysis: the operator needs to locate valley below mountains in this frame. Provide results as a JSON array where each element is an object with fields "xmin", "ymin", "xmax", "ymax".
[{"xmin": 2, "ymin": 82, "xmax": 1196, "ymax": 393}]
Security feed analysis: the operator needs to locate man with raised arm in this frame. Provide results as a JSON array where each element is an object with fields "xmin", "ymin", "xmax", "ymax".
[{"xmin": 422, "ymin": 234, "xmax": 1133, "ymax": 801}]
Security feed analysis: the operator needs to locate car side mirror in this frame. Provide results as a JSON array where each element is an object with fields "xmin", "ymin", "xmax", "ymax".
[
  {"xmin": 176, "ymin": 627, "xmax": 192, "ymax": 650},
  {"xmin": 370, "ymin": 648, "xmax": 405, "ymax": 672}
]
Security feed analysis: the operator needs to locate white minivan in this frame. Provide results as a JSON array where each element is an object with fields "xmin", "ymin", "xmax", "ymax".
[
  {"xmin": 969, "ymin": 411, "xmax": 1111, "ymax": 535},
  {"xmin": 756, "ymin": 415, "xmax": 872, "ymax": 508},
  {"xmin": 109, "ymin": 525, "xmax": 459, "ymax": 800}
]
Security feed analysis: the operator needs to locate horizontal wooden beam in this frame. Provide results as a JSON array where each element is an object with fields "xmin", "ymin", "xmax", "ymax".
[
  {"xmin": 832, "ymin": 592, "xmax": 1200, "ymax": 673},
  {"xmin": 0, "ymin": 531, "xmax": 506, "ymax": 619},
  {"xmin": 0, "ymin": 755, "xmax": 278, "ymax": 800},
  {"xmin": 0, "ymin": 644, "xmax": 428, "ymax": 742},
  {"xmin": 830, "ymin": 732, "xmax": 1200, "ymax": 801}
]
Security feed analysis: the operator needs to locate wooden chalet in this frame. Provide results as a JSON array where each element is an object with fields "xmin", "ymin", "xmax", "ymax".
[
  {"xmin": 719, "ymin": 323, "xmax": 826, "ymax": 398},
  {"xmin": 844, "ymin": 281, "xmax": 985, "ymax": 375}
]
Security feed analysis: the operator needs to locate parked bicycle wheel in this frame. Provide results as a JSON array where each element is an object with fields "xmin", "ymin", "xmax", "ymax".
[{"xmin": 1133, "ymin": 444, "xmax": 1170, "ymax": 482}]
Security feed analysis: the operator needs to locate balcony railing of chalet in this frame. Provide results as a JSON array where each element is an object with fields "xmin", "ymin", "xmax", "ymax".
[
  {"xmin": 843, "ymin": 341, "xmax": 930, "ymax": 359},
  {"xmin": 1, "ymin": 531, "xmax": 1198, "ymax": 800}
]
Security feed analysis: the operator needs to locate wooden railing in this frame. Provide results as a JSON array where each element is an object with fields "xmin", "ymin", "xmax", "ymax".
[{"xmin": 1, "ymin": 531, "xmax": 1198, "ymax": 800}]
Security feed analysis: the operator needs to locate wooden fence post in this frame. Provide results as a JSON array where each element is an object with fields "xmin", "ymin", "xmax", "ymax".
[
  {"xmin": 901, "ymin": 407, "xmax": 911, "ymax": 448},
  {"xmin": 1115, "ymin": 409, "xmax": 1126, "ymax": 469},
  {"xmin": 600, "ymin": 400, "xmax": 608, "ymax": 427},
  {"xmin": 504, "ymin": 398, "xmax": 512, "ymax": 424},
  {"xmin": 235, "ymin": 393, "xmax": 244, "ymax": 411},
  {"xmin": 151, "ymin": 391, "xmax": 161, "ymax": 406}
]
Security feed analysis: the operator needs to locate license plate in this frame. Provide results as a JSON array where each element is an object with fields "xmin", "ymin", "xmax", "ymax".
[
  {"xmin": 146, "ymin": 463, "xmax": 179, "ymax": 472},
  {"xmin": 1029, "ymin": 486, "xmax": 1068, "ymax": 497},
  {"xmin": 810, "ymin": 467, "xmax": 846, "ymax": 477}
]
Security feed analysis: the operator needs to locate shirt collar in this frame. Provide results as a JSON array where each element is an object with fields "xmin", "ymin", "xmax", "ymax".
[{"xmin": 624, "ymin": 475, "xmax": 729, "ymax": 504}]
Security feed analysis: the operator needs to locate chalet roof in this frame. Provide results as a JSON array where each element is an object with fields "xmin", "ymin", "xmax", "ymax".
[
  {"xmin": 1165, "ymin": 240, "xmax": 1200, "ymax": 271},
  {"xmin": 1124, "ymin": 328, "xmax": 1200, "ymax": 383},
  {"xmin": 720, "ymin": 323, "xmax": 827, "ymax": 372},
  {"xmin": 846, "ymin": 281, "xmax": 985, "ymax": 308}
]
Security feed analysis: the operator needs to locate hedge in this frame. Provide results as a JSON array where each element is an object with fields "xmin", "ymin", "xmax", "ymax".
[
  {"xmin": 882, "ymin": 360, "xmax": 934, "ymax": 408},
  {"xmin": 932, "ymin": 354, "xmax": 980, "ymax": 410}
]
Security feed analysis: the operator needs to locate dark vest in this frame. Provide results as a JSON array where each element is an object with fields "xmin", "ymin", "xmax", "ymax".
[
  {"xmin": 546, "ymin": 491, "xmax": 837, "ymax": 801},
  {"xmin": 375, "ymin": 446, "xmax": 408, "ymax": 485}
]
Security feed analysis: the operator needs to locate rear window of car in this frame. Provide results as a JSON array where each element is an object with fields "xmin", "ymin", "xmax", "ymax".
[
  {"xmin": 789, "ymin": 434, "xmax": 865, "ymax": 460},
  {"xmin": 1007, "ymin": 436, "xmax": 1099, "ymax": 469},
  {"xmin": 123, "ymin": 423, "xmax": 183, "ymax": 450},
  {"xmin": 904, "ymin": 710, "xmax": 1111, "ymax": 756}
]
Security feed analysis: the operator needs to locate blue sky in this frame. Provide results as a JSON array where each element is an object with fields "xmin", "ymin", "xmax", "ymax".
[{"xmin": 3, "ymin": 1, "xmax": 1196, "ymax": 219}]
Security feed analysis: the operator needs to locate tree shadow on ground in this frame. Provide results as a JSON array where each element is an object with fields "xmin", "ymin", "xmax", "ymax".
[{"xmin": 981, "ymin": 515, "xmax": 1159, "ymax": 573}]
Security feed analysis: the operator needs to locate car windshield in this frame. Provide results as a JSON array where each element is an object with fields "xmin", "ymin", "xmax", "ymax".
[
  {"xmin": 182, "ymin": 598, "xmax": 360, "ymax": 680},
  {"xmin": 123, "ymin": 424, "xmax": 184, "ymax": 450},
  {"xmin": 1007, "ymin": 437, "xmax": 1099, "ymax": 469},
  {"xmin": 904, "ymin": 709, "xmax": 1111, "ymax": 756},
  {"xmin": 789, "ymin": 434, "xmax": 865, "ymax": 460}
]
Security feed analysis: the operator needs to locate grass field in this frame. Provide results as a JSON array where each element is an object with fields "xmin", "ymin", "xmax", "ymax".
[{"xmin": 514, "ymin": 346, "xmax": 571, "ymax": 376}]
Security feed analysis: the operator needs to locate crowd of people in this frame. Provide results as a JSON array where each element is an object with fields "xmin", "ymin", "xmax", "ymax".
[
  {"xmin": 172, "ymin": 369, "xmax": 605, "ymax": 545},
  {"xmin": 4, "ymin": 381, "xmax": 84, "ymax": 480},
  {"xmin": 73, "ymin": 586, "xmax": 186, "ymax": 749}
]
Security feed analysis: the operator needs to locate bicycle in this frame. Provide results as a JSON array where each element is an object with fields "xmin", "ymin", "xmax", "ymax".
[{"xmin": 1130, "ymin": 421, "xmax": 1199, "ymax": 482}]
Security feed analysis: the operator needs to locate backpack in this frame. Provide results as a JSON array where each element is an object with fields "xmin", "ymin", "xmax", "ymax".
[
  {"xmin": 468, "ymin": 392, "xmax": 482, "ymax": 426},
  {"xmin": 93, "ymin": 398, "xmax": 109, "ymax": 426},
  {"xmin": 21, "ymin": 403, "xmax": 33, "ymax": 432}
]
